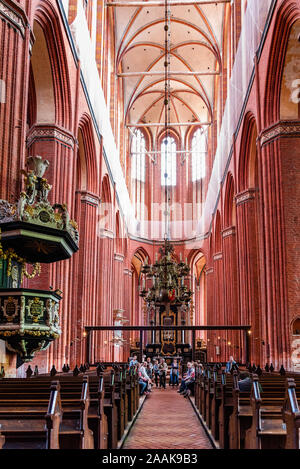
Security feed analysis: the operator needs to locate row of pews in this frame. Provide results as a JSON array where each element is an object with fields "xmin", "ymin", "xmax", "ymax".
[
  {"xmin": 194, "ymin": 364, "xmax": 300, "ymax": 449},
  {"xmin": 0, "ymin": 362, "xmax": 141, "ymax": 449}
]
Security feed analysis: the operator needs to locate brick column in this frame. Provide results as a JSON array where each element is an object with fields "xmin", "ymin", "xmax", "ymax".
[
  {"xmin": 25, "ymin": 125, "xmax": 77, "ymax": 372},
  {"xmin": 236, "ymin": 189, "xmax": 262, "ymax": 365},
  {"xmin": 222, "ymin": 226, "xmax": 241, "ymax": 362},
  {"xmin": 206, "ymin": 267, "xmax": 214, "ymax": 361},
  {"xmin": 0, "ymin": 0, "xmax": 32, "ymax": 200},
  {"xmin": 98, "ymin": 228, "xmax": 114, "ymax": 361},
  {"xmin": 259, "ymin": 121, "xmax": 300, "ymax": 370}
]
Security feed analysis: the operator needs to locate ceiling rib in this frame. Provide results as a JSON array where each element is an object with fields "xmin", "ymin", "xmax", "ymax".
[
  {"xmin": 118, "ymin": 71, "xmax": 220, "ymax": 77},
  {"xmin": 126, "ymin": 121, "xmax": 212, "ymax": 127},
  {"xmin": 107, "ymin": 0, "xmax": 230, "ymax": 6}
]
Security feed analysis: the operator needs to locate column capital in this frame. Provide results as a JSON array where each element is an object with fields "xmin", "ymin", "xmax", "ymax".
[
  {"xmin": 124, "ymin": 269, "xmax": 133, "ymax": 277},
  {"xmin": 222, "ymin": 226, "xmax": 236, "ymax": 238},
  {"xmin": 27, "ymin": 124, "xmax": 76, "ymax": 150},
  {"xmin": 259, "ymin": 120, "xmax": 300, "ymax": 147},
  {"xmin": 99, "ymin": 228, "xmax": 114, "ymax": 239},
  {"xmin": 77, "ymin": 191, "xmax": 100, "ymax": 207},
  {"xmin": 213, "ymin": 253, "xmax": 223, "ymax": 261},
  {"xmin": 114, "ymin": 253, "xmax": 124, "ymax": 262},
  {"xmin": 235, "ymin": 188, "xmax": 257, "ymax": 206},
  {"xmin": 0, "ymin": 0, "xmax": 29, "ymax": 37}
]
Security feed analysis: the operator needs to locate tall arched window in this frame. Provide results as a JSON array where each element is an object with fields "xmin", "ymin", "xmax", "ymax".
[
  {"xmin": 161, "ymin": 136, "xmax": 177, "ymax": 186},
  {"xmin": 131, "ymin": 129, "xmax": 146, "ymax": 182},
  {"xmin": 191, "ymin": 128, "xmax": 207, "ymax": 181}
]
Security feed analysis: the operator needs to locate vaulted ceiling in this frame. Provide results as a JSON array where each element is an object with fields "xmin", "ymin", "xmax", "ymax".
[{"xmin": 114, "ymin": 0, "xmax": 227, "ymax": 141}]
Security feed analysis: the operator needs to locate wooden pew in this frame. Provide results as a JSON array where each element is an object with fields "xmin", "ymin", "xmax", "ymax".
[
  {"xmin": 37, "ymin": 362, "xmax": 137, "ymax": 449},
  {"xmin": 110, "ymin": 366, "xmax": 126, "ymax": 441},
  {"xmin": 36, "ymin": 372, "xmax": 108, "ymax": 450},
  {"xmin": 245, "ymin": 375, "xmax": 287, "ymax": 449},
  {"xmin": 126, "ymin": 366, "xmax": 137, "ymax": 422},
  {"xmin": 194, "ymin": 365, "xmax": 201, "ymax": 411},
  {"xmin": 218, "ymin": 372, "xmax": 234, "ymax": 449},
  {"xmin": 0, "ymin": 380, "xmax": 62, "ymax": 449},
  {"xmin": 0, "ymin": 375, "xmax": 94, "ymax": 449},
  {"xmin": 199, "ymin": 367, "xmax": 206, "ymax": 417},
  {"xmin": 210, "ymin": 368, "xmax": 222, "ymax": 441},
  {"xmin": 101, "ymin": 369, "xmax": 118, "ymax": 449},
  {"xmin": 283, "ymin": 378, "xmax": 300, "ymax": 449},
  {"xmin": 205, "ymin": 367, "xmax": 214, "ymax": 429},
  {"xmin": 228, "ymin": 372, "xmax": 252, "ymax": 449},
  {"xmin": 96, "ymin": 362, "xmax": 138, "ymax": 427}
]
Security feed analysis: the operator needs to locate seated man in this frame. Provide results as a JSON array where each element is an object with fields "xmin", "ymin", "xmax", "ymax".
[
  {"xmin": 169, "ymin": 359, "xmax": 179, "ymax": 387},
  {"xmin": 153, "ymin": 360, "xmax": 160, "ymax": 388},
  {"xmin": 146, "ymin": 357, "xmax": 154, "ymax": 380},
  {"xmin": 225, "ymin": 356, "xmax": 237, "ymax": 373},
  {"xmin": 158, "ymin": 358, "xmax": 168, "ymax": 389},
  {"xmin": 138, "ymin": 363, "xmax": 150, "ymax": 396},
  {"xmin": 178, "ymin": 362, "xmax": 195, "ymax": 397},
  {"xmin": 238, "ymin": 371, "xmax": 252, "ymax": 392},
  {"xmin": 129, "ymin": 355, "xmax": 139, "ymax": 368}
]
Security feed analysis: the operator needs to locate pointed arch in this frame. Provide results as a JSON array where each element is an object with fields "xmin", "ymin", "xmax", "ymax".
[
  {"xmin": 214, "ymin": 210, "xmax": 222, "ymax": 254},
  {"xmin": 101, "ymin": 174, "xmax": 113, "ymax": 231},
  {"xmin": 223, "ymin": 172, "xmax": 236, "ymax": 228},
  {"xmin": 32, "ymin": 0, "xmax": 72, "ymax": 129},
  {"xmin": 264, "ymin": 0, "xmax": 300, "ymax": 126},
  {"xmin": 78, "ymin": 114, "xmax": 98, "ymax": 194},
  {"xmin": 238, "ymin": 113, "xmax": 258, "ymax": 193}
]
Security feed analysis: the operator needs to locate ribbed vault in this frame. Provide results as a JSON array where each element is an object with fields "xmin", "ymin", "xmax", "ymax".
[{"xmin": 113, "ymin": 0, "xmax": 227, "ymax": 141}]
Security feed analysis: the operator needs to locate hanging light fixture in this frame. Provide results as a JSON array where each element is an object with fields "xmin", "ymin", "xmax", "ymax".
[
  {"xmin": 139, "ymin": 0, "xmax": 193, "ymax": 309},
  {"xmin": 139, "ymin": 238, "xmax": 193, "ymax": 306}
]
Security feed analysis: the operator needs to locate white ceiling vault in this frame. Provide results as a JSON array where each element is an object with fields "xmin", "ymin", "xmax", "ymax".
[{"xmin": 112, "ymin": 0, "xmax": 228, "ymax": 142}]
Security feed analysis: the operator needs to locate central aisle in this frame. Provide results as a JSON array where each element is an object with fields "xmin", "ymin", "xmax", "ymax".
[{"xmin": 123, "ymin": 386, "xmax": 213, "ymax": 450}]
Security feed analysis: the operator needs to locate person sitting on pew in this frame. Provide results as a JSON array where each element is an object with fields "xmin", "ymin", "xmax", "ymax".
[
  {"xmin": 225, "ymin": 356, "xmax": 237, "ymax": 373},
  {"xmin": 153, "ymin": 360, "xmax": 160, "ymax": 388},
  {"xmin": 169, "ymin": 359, "xmax": 179, "ymax": 387},
  {"xmin": 138, "ymin": 363, "xmax": 150, "ymax": 396},
  {"xmin": 141, "ymin": 362, "xmax": 153, "ymax": 392},
  {"xmin": 129, "ymin": 355, "xmax": 139, "ymax": 368},
  {"xmin": 146, "ymin": 357, "xmax": 154, "ymax": 379},
  {"xmin": 159, "ymin": 358, "xmax": 168, "ymax": 389},
  {"xmin": 178, "ymin": 362, "xmax": 195, "ymax": 397},
  {"xmin": 238, "ymin": 371, "xmax": 253, "ymax": 392}
]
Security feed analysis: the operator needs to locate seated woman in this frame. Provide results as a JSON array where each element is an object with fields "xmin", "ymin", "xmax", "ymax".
[{"xmin": 169, "ymin": 359, "xmax": 179, "ymax": 387}]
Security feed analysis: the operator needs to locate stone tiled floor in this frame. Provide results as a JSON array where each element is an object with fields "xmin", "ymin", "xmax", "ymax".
[{"xmin": 123, "ymin": 386, "xmax": 213, "ymax": 450}]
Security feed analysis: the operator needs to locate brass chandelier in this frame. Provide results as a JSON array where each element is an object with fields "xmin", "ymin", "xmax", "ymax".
[
  {"xmin": 139, "ymin": 238, "xmax": 193, "ymax": 306},
  {"xmin": 139, "ymin": 0, "xmax": 193, "ymax": 308}
]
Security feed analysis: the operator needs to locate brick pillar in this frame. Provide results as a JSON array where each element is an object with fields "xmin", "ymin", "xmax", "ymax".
[
  {"xmin": 123, "ymin": 268, "xmax": 133, "ymax": 360},
  {"xmin": 112, "ymin": 253, "xmax": 125, "ymax": 361},
  {"xmin": 213, "ymin": 253, "xmax": 225, "ymax": 361},
  {"xmin": 70, "ymin": 191, "xmax": 101, "ymax": 367},
  {"xmin": 259, "ymin": 122, "xmax": 300, "ymax": 370},
  {"xmin": 0, "ymin": 1, "xmax": 32, "ymax": 200},
  {"xmin": 206, "ymin": 267, "xmax": 214, "ymax": 361},
  {"xmin": 98, "ymin": 229, "xmax": 114, "ymax": 361},
  {"xmin": 222, "ymin": 227, "xmax": 241, "ymax": 362},
  {"xmin": 25, "ymin": 125, "xmax": 77, "ymax": 372},
  {"xmin": 236, "ymin": 189, "xmax": 262, "ymax": 366}
]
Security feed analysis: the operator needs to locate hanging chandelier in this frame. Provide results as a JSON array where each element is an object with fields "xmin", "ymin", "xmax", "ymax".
[
  {"xmin": 139, "ymin": 238, "xmax": 192, "ymax": 306},
  {"xmin": 138, "ymin": 0, "xmax": 193, "ymax": 308}
]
